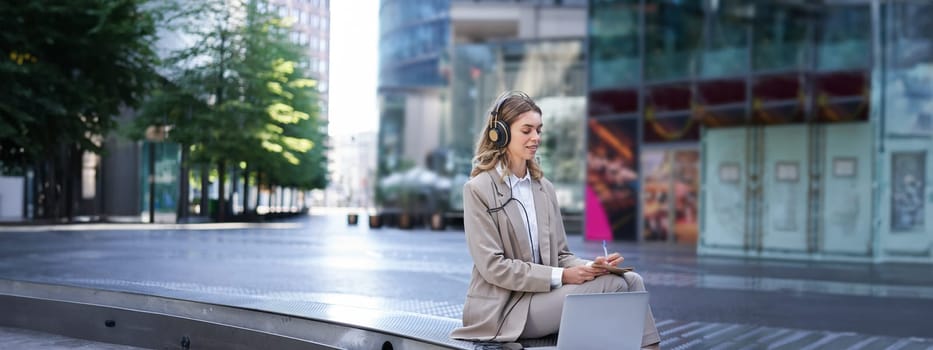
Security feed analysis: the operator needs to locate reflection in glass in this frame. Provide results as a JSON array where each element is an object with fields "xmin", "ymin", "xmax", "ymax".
[
  {"xmin": 641, "ymin": 150, "xmax": 671, "ymax": 241},
  {"xmin": 751, "ymin": 73, "xmax": 805, "ymax": 124},
  {"xmin": 644, "ymin": 0, "xmax": 702, "ymax": 81},
  {"xmin": 643, "ymin": 115, "xmax": 700, "ymax": 143},
  {"xmin": 587, "ymin": 118, "xmax": 639, "ymax": 240},
  {"xmin": 752, "ymin": 2, "xmax": 809, "ymax": 72},
  {"xmin": 700, "ymin": 0, "xmax": 748, "ymax": 78},
  {"xmin": 378, "ymin": 0, "xmax": 450, "ymax": 88},
  {"xmin": 891, "ymin": 152, "xmax": 926, "ymax": 232},
  {"xmin": 672, "ymin": 150, "xmax": 699, "ymax": 243},
  {"xmin": 816, "ymin": 5, "xmax": 870, "ymax": 71},
  {"xmin": 881, "ymin": 2, "xmax": 933, "ymax": 136},
  {"xmin": 377, "ymin": 94, "xmax": 405, "ymax": 177},
  {"xmin": 814, "ymin": 70, "xmax": 869, "ymax": 123},
  {"xmin": 589, "ymin": 88, "xmax": 639, "ymax": 116},
  {"xmin": 589, "ymin": 0, "xmax": 640, "ymax": 88},
  {"xmin": 639, "ymin": 148, "xmax": 698, "ymax": 242}
]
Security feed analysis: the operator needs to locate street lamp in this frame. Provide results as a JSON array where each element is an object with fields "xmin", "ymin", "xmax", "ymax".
[{"xmin": 145, "ymin": 125, "xmax": 167, "ymax": 223}]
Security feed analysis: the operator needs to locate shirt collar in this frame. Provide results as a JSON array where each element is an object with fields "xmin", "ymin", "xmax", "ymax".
[{"xmin": 495, "ymin": 163, "xmax": 531, "ymax": 188}]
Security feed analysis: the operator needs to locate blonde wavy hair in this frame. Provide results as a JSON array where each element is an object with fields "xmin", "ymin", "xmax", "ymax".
[{"xmin": 471, "ymin": 91, "xmax": 544, "ymax": 180}]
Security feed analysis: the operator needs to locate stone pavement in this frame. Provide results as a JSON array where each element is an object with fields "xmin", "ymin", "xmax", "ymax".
[
  {"xmin": 0, "ymin": 326, "xmax": 145, "ymax": 350},
  {"xmin": 1, "ymin": 211, "xmax": 932, "ymax": 349}
]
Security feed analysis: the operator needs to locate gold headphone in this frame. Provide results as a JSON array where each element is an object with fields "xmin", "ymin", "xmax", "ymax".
[{"xmin": 487, "ymin": 91, "xmax": 530, "ymax": 149}]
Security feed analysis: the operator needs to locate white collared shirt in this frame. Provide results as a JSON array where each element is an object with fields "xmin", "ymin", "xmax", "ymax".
[
  {"xmin": 497, "ymin": 165, "xmax": 563, "ymax": 289},
  {"xmin": 504, "ymin": 170, "xmax": 540, "ymax": 264}
]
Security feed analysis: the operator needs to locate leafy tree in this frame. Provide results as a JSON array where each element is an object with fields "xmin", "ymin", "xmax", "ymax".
[
  {"xmin": 131, "ymin": 0, "xmax": 327, "ymax": 220},
  {"xmin": 0, "ymin": 0, "xmax": 161, "ymax": 218}
]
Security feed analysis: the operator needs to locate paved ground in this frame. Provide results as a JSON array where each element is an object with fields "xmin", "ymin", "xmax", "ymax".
[
  {"xmin": 0, "ymin": 327, "xmax": 144, "ymax": 350},
  {"xmin": 1, "ymin": 210, "xmax": 932, "ymax": 349}
]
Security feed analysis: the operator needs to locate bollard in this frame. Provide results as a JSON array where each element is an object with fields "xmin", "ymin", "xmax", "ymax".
[
  {"xmin": 398, "ymin": 213, "xmax": 413, "ymax": 229},
  {"xmin": 369, "ymin": 213, "xmax": 383, "ymax": 228},
  {"xmin": 430, "ymin": 212, "xmax": 445, "ymax": 231}
]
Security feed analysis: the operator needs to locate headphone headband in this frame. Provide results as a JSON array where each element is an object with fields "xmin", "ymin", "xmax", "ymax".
[{"xmin": 487, "ymin": 91, "xmax": 529, "ymax": 149}]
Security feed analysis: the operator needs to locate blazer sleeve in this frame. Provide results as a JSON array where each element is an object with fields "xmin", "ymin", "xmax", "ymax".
[{"xmin": 463, "ymin": 180, "xmax": 552, "ymax": 293}]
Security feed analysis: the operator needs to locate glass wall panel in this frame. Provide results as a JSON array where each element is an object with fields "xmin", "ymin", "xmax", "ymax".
[
  {"xmin": 587, "ymin": 118, "xmax": 640, "ymax": 240},
  {"xmin": 816, "ymin": 5, "xmax": 870, "ymax": 71},
  {"xmin": 645, "ymin": 82, "xmax": 691, "ymax": 113},
  {"xmin": 139, "ymin": 142, "xmax": 181, "ymax": 218},
  {"xmin": 641, "ymin": 149, "xmax": 671, "ymax": 241},
  {"xmin": 881, "ymin": 2, "xmax": 933, "ymax": 136},
  {"xmin": 700, "ymin": 0, "xmax": 749, "ymax": 78},
  {"xmin": 589, "ymin": 0, "xmax": 641, "ymax": 88},
  {"xmin": 752, "ymin": 2, "xmax": 809, "ymax": 72},
  {"xmin": 752, "ymin": 72, "xmax": 805, "ymax": 124},
  {"xmin": 696, "ymin": 79, "xmax": 745, "ymax": 105},
  {"xmin": 450, "ymin": 45, "xmax": 495, "ymax": 159},
  {"xmin": 588, "ymin": 88, "xmax": 639, "ymax": 116},
  {"xmin": 644, "ymin": 0, "xmax": 703, "ymax": 81},
  {"xmin": 643, "ymin": 115, "xmax": 699, "ymax": 143},
  {"xmin": 378, "ymin": 0, "xmax": 450, "ymax": 88},
  {"xmin": 672, "ymin": 149, "xmax": 700, "ymax": 244},
  {"xmin": 811, "ymin": 4, "xmax": 872, "ymax": 122},
  {"xmin": 377, "ymin": 94, "xmax": 405, "ymax": 177},
  {"xmin": 891, "ymin": 152, "xmax": 926, "ymax": 232},
  {"xmin": 814, "ymin": 70, "xmax": 869, "ymax": 123},
  {"xmin": 640, "ymin": 149, "xmax": 699, "ymax": 242},
  {"xmin": 696, "ymin": 107, "xmax": 746, "ymax": 127}
]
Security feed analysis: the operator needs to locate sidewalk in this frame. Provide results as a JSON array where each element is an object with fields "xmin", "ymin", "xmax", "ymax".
[{"xmin": 0, "ymin": 212, "xmax": 931, "ymax": 349}]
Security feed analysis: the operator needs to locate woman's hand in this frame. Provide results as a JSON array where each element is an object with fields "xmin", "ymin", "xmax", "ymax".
[
  {"xmin": 562, "ymin": 265, "xmax": 608, "ymax": 284},
  {"xmin": 593, "ymin": 252, "xmax": 624, "ymax": 267}
]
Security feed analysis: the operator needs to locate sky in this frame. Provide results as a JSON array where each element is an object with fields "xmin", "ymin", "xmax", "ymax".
[{"xmin": 327, "ymin": 0, "xmax": 379, "ymax": 137}]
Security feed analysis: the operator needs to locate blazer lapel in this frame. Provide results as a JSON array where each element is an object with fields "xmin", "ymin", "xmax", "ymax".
[{"xmin": 532, "ymin": 180, "xmax": 551, "ymax": 266}]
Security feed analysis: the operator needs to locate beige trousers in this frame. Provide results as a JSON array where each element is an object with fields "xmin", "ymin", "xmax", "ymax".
[{"xmin": 520, "ymin": 272, "xmax": 661, "ymax": 347}]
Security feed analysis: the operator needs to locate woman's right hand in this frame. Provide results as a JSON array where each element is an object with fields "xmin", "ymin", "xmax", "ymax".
[{"xmin": 561, "ymin": 265, "xmax": 607, "ymax": 285}]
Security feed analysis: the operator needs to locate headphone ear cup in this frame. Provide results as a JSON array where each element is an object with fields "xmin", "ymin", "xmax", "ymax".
[{"xmin": 489, "ymin": 120, "xmax": 510, "ymax": 149}]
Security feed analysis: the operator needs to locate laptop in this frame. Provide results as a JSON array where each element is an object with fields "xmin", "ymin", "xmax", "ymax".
[{"xmin": 525, "ymin": 292, "xmax": 649, "ymax": 350}]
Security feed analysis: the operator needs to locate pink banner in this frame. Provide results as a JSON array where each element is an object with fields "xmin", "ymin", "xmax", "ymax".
[{"xmin": 585, "ymin": 185, "xmax": 613, "ymax": 241}]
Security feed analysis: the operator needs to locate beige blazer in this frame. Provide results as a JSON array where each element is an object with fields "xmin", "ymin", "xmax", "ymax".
[{"xmin": 450, "ymin": 169, "xmax": 587, "ymax": 342}]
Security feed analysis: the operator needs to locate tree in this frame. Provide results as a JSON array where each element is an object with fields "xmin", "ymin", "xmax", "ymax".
[
  {"xmin": 131, "ymin": 0, "xmax": 327, "ymax": 220},
  {"xmin": 0, "ymin": 0, "xmax": 161, "ymax": 219}
]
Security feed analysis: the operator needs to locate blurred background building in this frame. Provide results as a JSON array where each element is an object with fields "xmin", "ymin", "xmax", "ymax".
[
  {"xmin": 326, "ymin": 132, "xmax": 377, "ymax": 208},
  {"xmin": 375, "ymin": 0, "xmax": 588, "ymax": 229},
  {"xmin": 266, "ymin": 0, "xmax": 331, "ymax": 123},
  {"xmin": 372, "ymin": 0, "xmax": 932, "ymax": 263},
  {"xmin": 585, "ymin": 0, "xmax": 932, "ymax": 263}
]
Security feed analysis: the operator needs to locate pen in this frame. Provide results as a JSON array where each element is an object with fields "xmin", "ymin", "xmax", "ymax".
[{"xmin": 602, "ymin": 240, "xmax": 609, "ymax": 262}]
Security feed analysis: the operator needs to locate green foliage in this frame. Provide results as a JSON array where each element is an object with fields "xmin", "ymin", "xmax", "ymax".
[
  {"xmin": 132, "ymin": 0, "xmax": 328, "ymax": 190},
  {"xmin": 0, "ymin": 0, "xmax": 161, "ymax": 172}
]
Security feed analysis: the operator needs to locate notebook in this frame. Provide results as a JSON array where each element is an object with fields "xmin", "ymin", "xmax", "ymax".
[{"xmin": 525, "ymin": 292, "xmax": 649, "ymax": 350}]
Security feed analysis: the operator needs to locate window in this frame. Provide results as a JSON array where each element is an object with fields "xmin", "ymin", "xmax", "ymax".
[
  {"xmin": 644, "ymin": 0, "xmax": 703, "ymax": 81},
  {"xmin": 891, "ymin": 152, "xmax": 926, "ymax": 232}
]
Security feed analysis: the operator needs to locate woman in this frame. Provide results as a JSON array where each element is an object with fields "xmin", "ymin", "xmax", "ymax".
[{"xmin": 450, "ymin": 91, "xmax": 661, "ymax": 349}]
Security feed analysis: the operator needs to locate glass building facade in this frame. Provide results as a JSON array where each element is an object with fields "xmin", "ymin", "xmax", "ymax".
[
  {"xmin": 379, "ymin": 0, "xmax": 451, "ymax": 88},
  {"xmin": 376, "ymin": 1, "xmax": 588, "ymax": 228},
  {"xmin": 376, "ymin": 0, "xmax": 451, "ymax": 215},
  {"xmin": 587, "ymin": 0, "xmax": 933, "ymax": 262},
  {"xmin": 449, "ymin": 39, "xmax": 587, "ymax": 215}
]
